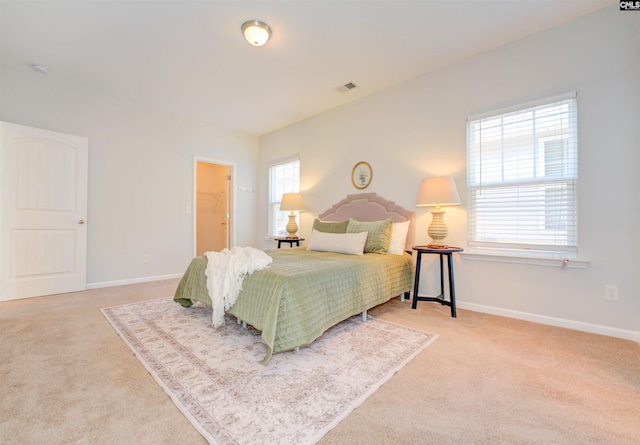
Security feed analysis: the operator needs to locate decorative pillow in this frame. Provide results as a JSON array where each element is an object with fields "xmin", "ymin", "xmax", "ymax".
[
  {"xmin": 306, "ymin": 229, "xmax": 368, "ymax": 255},
  {"xmin": 312, "ymin": 218, "xmax": 349, "ymax": 234},
  {"xmin": 346, "ymin": 217, "xmax": 393, "ymax": 254},
  {"xmin": 387, "ymin": 221, "xmax": 411, "ymax": 255}
]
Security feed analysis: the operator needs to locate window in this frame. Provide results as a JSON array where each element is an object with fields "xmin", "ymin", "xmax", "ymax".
[
  {"xmin": 268, "ymin": 158, "xmax": 300, "ymax": 238},
  {"xmin": 467, "ymin": 93, "xmax": 578, "ymax": 258}
]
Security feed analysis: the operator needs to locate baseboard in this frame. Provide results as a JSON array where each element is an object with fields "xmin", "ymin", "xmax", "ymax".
[
  {"xmin": 86, "ymin": 279, "xmax": 639, "ymax": 343},
  {"xmin": 457, "ymin": 301, "xmax": 639, "ymax": 342},
  {"xmin": 87, "ymin": 273, "xmax": 183, "ymax": 290}
]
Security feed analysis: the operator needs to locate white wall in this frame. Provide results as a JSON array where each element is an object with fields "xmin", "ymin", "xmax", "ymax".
[
  {"xmin": 0, "ymin": 66, "xmax": 259, "ymax": 286},
  {"xmin": 259, "ymin": 7, "xmax": 640, "ymax": 339}
]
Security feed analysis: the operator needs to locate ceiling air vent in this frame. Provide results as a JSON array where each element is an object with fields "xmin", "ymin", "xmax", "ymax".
[{"xmin": 344, "ymin": 82, "xmax": 357, "ymax": 90}]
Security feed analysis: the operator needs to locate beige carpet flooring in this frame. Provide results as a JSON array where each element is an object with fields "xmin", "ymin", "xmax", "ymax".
[{"xmin": 1, "ymin": 279, "xmax": 639, "ymax": 445}]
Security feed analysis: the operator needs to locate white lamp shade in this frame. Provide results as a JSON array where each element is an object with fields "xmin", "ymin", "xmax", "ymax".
[
  {"xmin": 280, "ymin": 193, "xmax": 306, "ymax": 212},
  {"xmin": 416, "ymin": 176, "xmax": 461, "ymax": 207},
  {"xmin": 242, "ymin": 20, "xmax": 272, "ymax": 46}
]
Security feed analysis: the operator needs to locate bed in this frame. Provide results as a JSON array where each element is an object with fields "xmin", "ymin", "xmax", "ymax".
[{"xmin": 174, "ymin": 193, "xmax": 415, "ymax": 363}]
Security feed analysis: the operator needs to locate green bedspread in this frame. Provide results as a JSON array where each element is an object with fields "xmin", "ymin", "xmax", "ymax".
[{"xmin": 174, "ymin": 247, "xmax": 414, "ymax": 363}]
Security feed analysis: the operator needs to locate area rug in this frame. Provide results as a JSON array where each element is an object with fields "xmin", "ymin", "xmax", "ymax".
[{"xmin": 102, "ymin": 298, "xmax": 437, "ymax": 445}]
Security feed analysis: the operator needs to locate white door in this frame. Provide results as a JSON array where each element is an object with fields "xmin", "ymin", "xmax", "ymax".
[{"xmin": 1, "ymin": 122, "xmax": 88, "ymax": 301}]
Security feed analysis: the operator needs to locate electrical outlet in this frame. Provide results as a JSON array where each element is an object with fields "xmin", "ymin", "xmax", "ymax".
[
  {"xmin": 604, "ymin": 284, "xmax": 618, "ymax": 301},
  {"xmin": 142, "ymin": 254, "xmax": 149, "ymax": 264}
]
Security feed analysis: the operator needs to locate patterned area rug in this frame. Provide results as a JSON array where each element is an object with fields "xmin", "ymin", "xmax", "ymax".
[{"xmin": 102, "ymin": 298, "xmax": 437, "ymax": 445}]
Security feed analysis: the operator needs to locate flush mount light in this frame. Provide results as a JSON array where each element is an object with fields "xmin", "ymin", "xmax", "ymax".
[
  {"xmin": 31, "ymin": 64, "xmax": 48, "ymax": 74},
  {"xmin": 241, "ymin": 20, "xmax": 272, "ymax": 47}
]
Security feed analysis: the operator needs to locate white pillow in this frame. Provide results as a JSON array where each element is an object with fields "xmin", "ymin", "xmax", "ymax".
[
  {"xmin": 307, "ymin": 229, "xmax": 368, "ymax": 255},
  {"xmin": 387, "ymin": 221, "xmax": 411, "ymax": 255}
]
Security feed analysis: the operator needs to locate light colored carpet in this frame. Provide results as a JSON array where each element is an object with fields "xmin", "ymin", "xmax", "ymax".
[
  {"xmin": 1, "ymin": 279, "xmax": 639, "ymax": 444},
  {"xmin": 101, "ymin": 297, "xmax": 437, "ymax": 444}
]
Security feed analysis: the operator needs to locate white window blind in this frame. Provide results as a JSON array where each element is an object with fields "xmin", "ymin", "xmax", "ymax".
[
  {"xmin": 268, "ymin": 158, "xmax": 300, "ymax": 238},
  {"xmin": 467, "ymin": 93, "xmax": 578, "ymax": 257}
]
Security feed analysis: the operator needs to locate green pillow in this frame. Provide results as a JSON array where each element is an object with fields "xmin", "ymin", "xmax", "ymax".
[
  {"xmin": 346, "ymin": 217, "xmax": 393, "ymax": 254},
  {"xmin": 312, "ymin": 218, "xmax": 349, "ymax": 234}
]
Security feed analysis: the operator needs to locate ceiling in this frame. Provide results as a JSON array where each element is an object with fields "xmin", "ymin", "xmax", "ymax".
[{"xmin": 1, "ymin": 0, "xmax": 614, "ymax": 136}]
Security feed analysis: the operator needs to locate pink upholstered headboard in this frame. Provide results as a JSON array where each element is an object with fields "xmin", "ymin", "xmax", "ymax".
[{"xmin": 318, "ymin": 193, "xmax": 415, "ymax": 250}]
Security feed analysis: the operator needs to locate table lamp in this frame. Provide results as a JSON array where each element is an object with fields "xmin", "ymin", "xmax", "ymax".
[
  {"xmin": 416, "ymin": 176, "xmax": 461, "ymax": 248},
  {"xmin": 280, "ymin": 193, "xmax": 306, "ymax": 239}
]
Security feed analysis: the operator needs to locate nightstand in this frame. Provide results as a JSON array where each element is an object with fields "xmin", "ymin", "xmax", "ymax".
[
  {"xmin": 275, "ymin": 238, "xmax": 305, "ymax": 248},
  {"xmin": 411, "ymin": 245, "xmax": 463, "ymax": 317}
]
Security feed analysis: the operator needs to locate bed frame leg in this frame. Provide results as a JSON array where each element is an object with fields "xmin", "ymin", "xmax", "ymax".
[{"xmin": 361, "ymin": 310, "xmax": 367, "ymax": 322}]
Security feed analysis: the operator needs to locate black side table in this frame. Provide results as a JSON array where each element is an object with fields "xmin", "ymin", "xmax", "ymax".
[
  {"xmin": 411, "ymin": 246, "xmax": 463, "ymax": 317},
  {"xmin": 275, "ymin": 238, "xmax": 305, "ymax": 248}
]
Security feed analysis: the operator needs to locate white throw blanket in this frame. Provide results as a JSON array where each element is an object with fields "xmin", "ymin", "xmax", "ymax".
[{"xmin": 204, "ymin": 247, "xmax": 273, "ymax": 328}]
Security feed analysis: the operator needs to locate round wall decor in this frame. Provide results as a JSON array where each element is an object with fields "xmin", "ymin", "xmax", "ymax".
[{"xmin": 351, "ymin": 161, "xmax": 372, "ymax": 189}]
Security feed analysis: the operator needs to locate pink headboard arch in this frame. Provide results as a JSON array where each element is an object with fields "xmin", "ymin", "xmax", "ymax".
[{"xmin": 318, "ymin": 193, "xmax": 415, "ymax": 250}]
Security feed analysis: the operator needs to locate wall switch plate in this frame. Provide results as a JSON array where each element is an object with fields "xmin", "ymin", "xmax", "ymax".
[
  {"xmin": 604, "ymin": 284, "xmax": 618, "ymax": 301},
  {"xmin": 142, "ymin": 254, "xmax": 149, "ymax": 264}
]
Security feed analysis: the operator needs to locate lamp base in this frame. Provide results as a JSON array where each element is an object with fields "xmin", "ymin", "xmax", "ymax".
[
  {"xmin": 285, "ymin": 213, "xmax": 299, "ymax": 239},
  {"xmin": 428, "ymin": 209, "xmax": 448, "ymax": 245}
]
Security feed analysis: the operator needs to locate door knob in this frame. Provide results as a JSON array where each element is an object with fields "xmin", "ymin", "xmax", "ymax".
[{"xmin": 78, "ymin": 219, "xmax": 85, "ymax": 224}]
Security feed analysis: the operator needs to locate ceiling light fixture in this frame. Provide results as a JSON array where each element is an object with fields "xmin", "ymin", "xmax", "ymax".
[
  {"xmin": 31, "ymin": 64, "xmax": 48, "ymax": 74},
  {"xmin": 241, "ymin": 20, "xmax": 272, "ymax": 47}
]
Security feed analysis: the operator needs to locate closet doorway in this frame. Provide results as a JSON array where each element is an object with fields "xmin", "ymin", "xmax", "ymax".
[{"xmin": 194, "ymin": 157, "xmax": 233, "ymax": 256}]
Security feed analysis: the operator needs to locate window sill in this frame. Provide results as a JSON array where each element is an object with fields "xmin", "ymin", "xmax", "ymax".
[{"xmin": 460, "ymin": 252, "xmax": 589, "ymax": 269}]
